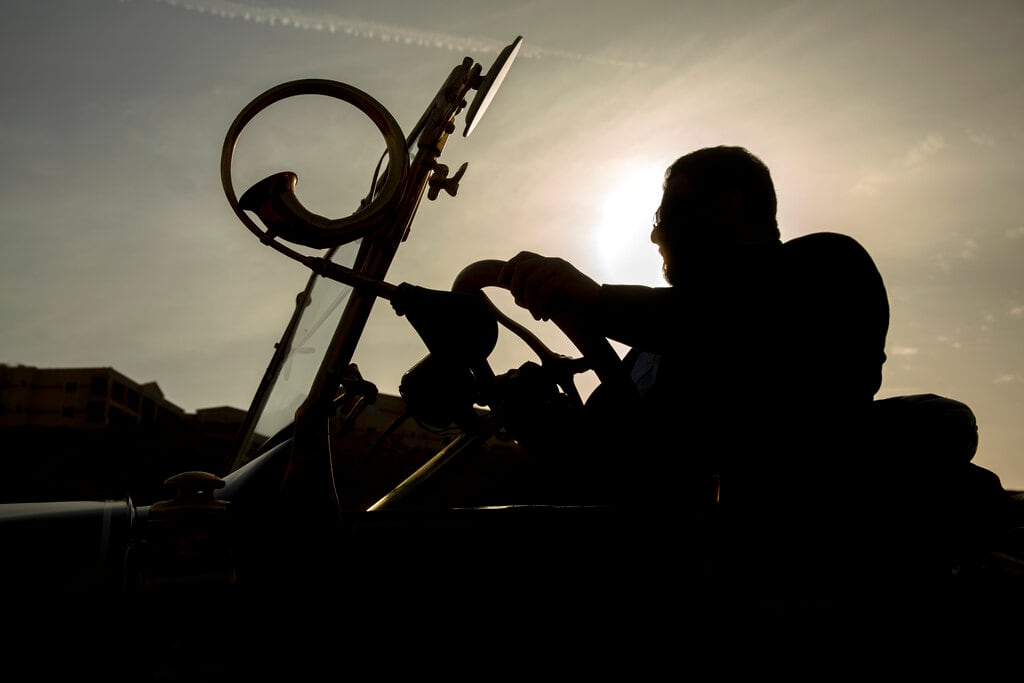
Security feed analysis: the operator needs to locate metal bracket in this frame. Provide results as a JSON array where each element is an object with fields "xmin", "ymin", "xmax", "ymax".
[{"xmin": 427, "ymin": 161, "xmax": 469, "ymax": 200}]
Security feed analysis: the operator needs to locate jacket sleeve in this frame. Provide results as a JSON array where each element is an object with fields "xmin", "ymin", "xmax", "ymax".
[{"xmin": 595, "ymin": 284, "xmax": 682, "ymax": 353}]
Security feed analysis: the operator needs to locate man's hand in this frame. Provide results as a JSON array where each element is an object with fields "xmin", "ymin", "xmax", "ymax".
[{"xmin": 497, "ymin": 251, "xmax": 600, "ymax": 321}]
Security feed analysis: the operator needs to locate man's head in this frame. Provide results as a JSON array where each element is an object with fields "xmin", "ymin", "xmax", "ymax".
[{"xmin": 651, "ymin": 146, "xmax": 779, "ymax": 284}]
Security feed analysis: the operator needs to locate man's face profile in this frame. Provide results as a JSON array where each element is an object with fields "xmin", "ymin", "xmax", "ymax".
[{"xmin": 652, "ymin": 173, "xmax": 709, "ymax": 285}]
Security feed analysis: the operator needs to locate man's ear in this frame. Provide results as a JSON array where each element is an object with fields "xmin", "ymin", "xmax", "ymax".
[
  {"xmin": 708, "ymin": 189, "xmax": 746, "ymax": 237},
  {"xmin": 722, "ymin": 189, "xmax": 746, "ymax": 222}
]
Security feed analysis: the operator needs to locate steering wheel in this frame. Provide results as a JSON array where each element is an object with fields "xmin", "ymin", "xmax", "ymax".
[
  {"xmin": 451, "ymin": 259, "xmax": 637, "ymax": 406},
  {"xmin": 369, "ymin": 259, "xmax": 637, "ymax": 510}
]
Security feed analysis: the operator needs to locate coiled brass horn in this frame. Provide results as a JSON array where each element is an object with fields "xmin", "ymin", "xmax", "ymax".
[{"xmin": 220, "ymin": 79, "xmax": 409, "ymax": 251}]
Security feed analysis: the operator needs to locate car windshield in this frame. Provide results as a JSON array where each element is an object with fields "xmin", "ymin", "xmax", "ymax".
[{"xmin": 232, "ymin": 240, "xmax": 361, "ymax": 466}]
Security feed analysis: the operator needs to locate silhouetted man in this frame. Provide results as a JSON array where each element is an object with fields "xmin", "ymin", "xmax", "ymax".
[{"xmin": 498, "ymin": 145, "xmax": 891, "ymax": 606}]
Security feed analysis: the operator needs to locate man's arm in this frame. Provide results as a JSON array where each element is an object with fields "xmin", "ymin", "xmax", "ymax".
[
  {"xmin": 497, "ymin": 251, "xmax": 601, "ymax": 321},
  {"xmin": 595, "ymin": 284, "xmax": 680, "ymax": 353},
  {"xmin": 498, "ymin": 251, "xmax": 680, "ymax": 352}
]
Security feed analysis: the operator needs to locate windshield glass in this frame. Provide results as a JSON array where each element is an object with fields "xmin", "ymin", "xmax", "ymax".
[{"xmin": 234, "ymin": 240, "xmax": 361, "ymax": 465}]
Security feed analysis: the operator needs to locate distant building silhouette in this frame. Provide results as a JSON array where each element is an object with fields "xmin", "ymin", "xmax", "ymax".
[
  {"xmin": 0, "ymin": 364, "xmax": 185, "ymax": 429},
  {"xmin": 0, "ymin": 364, "xmax": 246, "ymax": 503},
  {"xmin": 0, "ymin": 364, "xmax": 525, "ymax": 508}
]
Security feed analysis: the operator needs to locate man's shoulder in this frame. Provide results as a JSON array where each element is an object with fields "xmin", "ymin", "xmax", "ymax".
[
  {"xmin": 782, "ymin": 231, "xmax": 879, "ymax": 275},
  {"xmin": 783, "ymin": 231, "xmax": 867, "ymax": 253}
]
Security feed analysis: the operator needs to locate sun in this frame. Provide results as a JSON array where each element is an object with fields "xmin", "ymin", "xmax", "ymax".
[{"xmin": 591, "ymin": 163, "xmax": 666, "ymax": 286}]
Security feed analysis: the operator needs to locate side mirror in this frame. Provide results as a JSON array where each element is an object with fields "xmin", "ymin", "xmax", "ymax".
[{"xmin": 464, "ymin": 36, "xmax": 523, "ymax": 137}]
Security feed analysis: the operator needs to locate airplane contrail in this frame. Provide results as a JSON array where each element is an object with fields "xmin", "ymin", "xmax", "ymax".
[{"xmin": 124, "ymin": 0, "xmax": 648, "ymax": 68}]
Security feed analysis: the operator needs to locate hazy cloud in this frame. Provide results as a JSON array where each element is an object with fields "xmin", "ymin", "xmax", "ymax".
[
  {"xmin": 889, "ymin": 345, "xmax": 919, "ymax": 357},
  {"xmin": 136, "ymin": 0, "xmax": 647, "ymax": 67},
  {"xmin": 994, "ymin": 374, "xmax": 1019, "ymax": 384},
  {"xmin": 850, "ymin": 171, "xmax": 891, "ymax": 197},
  {"xmin": 850, "ymin": 132, "xmax": 946, "ymax": 195},
  {"xmin": 979, "ymin": 313, "xmax": 995, "ymax": 334},
  {"xmin": 960, "ymin": 238, "xmax": 978, "ymax": 261},
  {"xmin": 1006, "ymin": 225, "xmax": 1024, "ymax": 240},
  {"xmin": 967, "ymin": 128, "xmax": 996, "ymax": 147},
  {"xmin": 145, "ymin": 0, "xmax": 511, "ymax": 53},
  {"xmin": 1010, "ymin": 305, "xmax": 1024, "ymax": 318},
  {"xmin": 903, "ymin": 133, "xmax": 946, "ymax": 167},
  {"xmin": 930, "ymin": 235, "xmax": 988, "ymax": 271}
]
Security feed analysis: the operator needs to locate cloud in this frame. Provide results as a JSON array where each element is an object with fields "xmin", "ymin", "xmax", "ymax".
[
  {"xmin": 994, "ymin": 374, "xmax": 1019, "ymax": 384},
  {"xmin": 135, "ymin": 0, "xmax": 647, "ymax": 67},
  {"xmin": 966, "ymin": 128, "xmax": 996, "ymax": 147},
  {"xmin": 1011, "ymin": 305, "xmax": 1024, "ymax": 318},
  {"xmin": 850, "ymin": 132, "xmax": 946, "ymax": 195},
  {"xmin": 889, "ymin": 345, "xmax": 918, "ymax": 357},
  {"xmin": 959, "ymin": 238, "xmax": 978, "ymax": 261},
  {"xmin": 850, "ymin": 170, "xmax": 891, "ymax": 197},
  {"xmin": 903, "ymin": 133, "xmax": 946, "ymax": 167}
]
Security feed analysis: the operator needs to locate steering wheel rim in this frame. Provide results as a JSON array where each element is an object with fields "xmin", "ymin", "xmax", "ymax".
[
  {"xmin": 451, "ymin": 259, "xmax": 637, "ymax": 403},
  {"xmin": 369, "ymin": 258, "xmax": 637, "ymax": 511}
]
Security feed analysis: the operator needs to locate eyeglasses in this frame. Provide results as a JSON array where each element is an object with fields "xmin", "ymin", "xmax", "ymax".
[{"xmin": 651, "ymin": 208, "xmax": 667, "ymax": 233}]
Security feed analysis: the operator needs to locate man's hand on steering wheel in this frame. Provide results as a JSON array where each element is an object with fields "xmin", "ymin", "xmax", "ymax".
[
  {"xmin": 497, "ymin": 251, "xmax": 601, "ymax": 323},
  {"xmin": 495, "ymin": 252, "xmax": 635, "ymax": 402}
]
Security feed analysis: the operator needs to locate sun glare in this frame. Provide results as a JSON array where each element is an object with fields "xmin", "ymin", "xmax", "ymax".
[{"xmin": 591, "ymin": 163, "xmax": 666, "ymax": 286}]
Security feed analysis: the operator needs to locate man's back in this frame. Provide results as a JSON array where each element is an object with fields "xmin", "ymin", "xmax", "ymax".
[
  {"xmin": 779, "ymin": 232, "xmax": 889, "ymax": 407},
  {"xmin": 600, "ymin": 231, "xmax": 891, "ymax": 599}
]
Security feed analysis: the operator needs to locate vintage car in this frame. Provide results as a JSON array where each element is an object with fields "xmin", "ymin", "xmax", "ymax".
[{"xmin": 3, "ymin": 36, "xmax": 1022, "ymax": 677}]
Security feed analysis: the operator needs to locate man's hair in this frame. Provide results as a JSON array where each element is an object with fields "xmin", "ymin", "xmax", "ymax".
[{"xmin": 664, "ymin": 146, "xmax": 779, "ymax": 243}]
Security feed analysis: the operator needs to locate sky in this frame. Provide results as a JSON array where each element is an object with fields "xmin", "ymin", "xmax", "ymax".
[{"xmin": 2, "ymin": 0, "xmax": 1023, "ymax": 487}]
